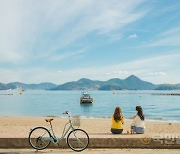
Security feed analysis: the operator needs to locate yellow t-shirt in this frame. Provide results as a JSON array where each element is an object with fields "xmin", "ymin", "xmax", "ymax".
[{"xmin": 111, "ymin": 115, "xmax": 124, "ymax": 129}]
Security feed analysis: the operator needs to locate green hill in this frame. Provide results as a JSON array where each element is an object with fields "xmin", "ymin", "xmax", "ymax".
[
  {"xmin": 1, "ymin": 75, "xmax": 179, "ymax": 91},
  {"xmin": 155, "ymin": 84, "xmax": 180, "ymax": 90},
  {"xmin": 51, "ymin": 75, "xmax": 157, "ymax": 90}
]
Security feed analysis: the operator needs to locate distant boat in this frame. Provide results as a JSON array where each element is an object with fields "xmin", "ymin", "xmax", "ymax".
[
  {"xmin": 17, "ymin": 86, "xmax": 24, "ymax": 95},
  {"xmin": 19, "ymin": 89, "xmax": 23, "ymax": 95},
  {"xmin": 80, "ymin": 92, "xmax": 93, "ymax": 104}
]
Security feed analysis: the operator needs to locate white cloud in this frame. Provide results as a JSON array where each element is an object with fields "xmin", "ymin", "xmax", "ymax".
[
  {"xmin": 128, "ymin": 34, "xmax": 138, "ymax": 39},
  {"xmin": 62, "ymin": 53, "xmax": 179, "ymax": 84},
  {"xmin": 1, "ymin": 53, "xmax": 179, "ymax": 84},
  {"xmin": 2, "ymin": 1, "xmax": 179, "ymax": 84},
  {"xmin": 0, "ymin": 1, "xmax": 25, "ymax": 62},
  {"xmin": 0, "ymin": 0, "xmax": 146, "ymax": 63},
  {"xmin": 147, "ymin": 72, "xmax": 167, "ymax": 76},
  {"xmin": 48, "ymin": 49, "xmax": 86, "ymax": 62},
  {"xmin": 144, "ymin": 27, "xmax": 180, "ymax": 47},
  {"xmin": 112, "ymin": 70, "xmax": 129, "ymax": 74},
  {"xmin": 0, "ymin": 69, "xmax": 22, "ymax": 83}
]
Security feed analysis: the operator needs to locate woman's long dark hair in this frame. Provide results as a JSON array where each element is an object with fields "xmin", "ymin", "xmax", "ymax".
[
  {"xmin": 136, "ymin": 106, "xmax": 145, "ymax": 121},
  {"xmin": 113, "ymin": 107, "xmax": 122, "ymax": 122}
]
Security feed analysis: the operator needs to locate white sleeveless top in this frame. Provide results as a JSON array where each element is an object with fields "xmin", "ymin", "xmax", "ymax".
[{"xmin": 131, "ymin": 115, "xmax": 145, "ymax": 128}]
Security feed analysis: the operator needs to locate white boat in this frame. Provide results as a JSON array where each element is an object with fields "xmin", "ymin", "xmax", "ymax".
[{"xmin": 80, "ymin": 92, "xmax": 93, "ymax": 104}]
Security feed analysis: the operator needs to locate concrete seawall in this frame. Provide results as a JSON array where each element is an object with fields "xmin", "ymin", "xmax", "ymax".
[{"xmin": 0, "ymin": 136, "xmax": 180, "ymax": 149}]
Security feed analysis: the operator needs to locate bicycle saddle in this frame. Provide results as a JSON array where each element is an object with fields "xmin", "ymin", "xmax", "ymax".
[{"xmin": 45, "ymin": 118, "xmax": 54, "ymax": 122}]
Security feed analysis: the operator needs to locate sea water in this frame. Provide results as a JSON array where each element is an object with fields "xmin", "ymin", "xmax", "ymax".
[{"xmin": 0, "ymin": 90, "xmax": 180, "ymax": 122}]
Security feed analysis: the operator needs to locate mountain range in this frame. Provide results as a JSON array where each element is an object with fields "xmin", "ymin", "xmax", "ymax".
[
  {"xmin": 52, "ymin": 75, "xmax": 156, "ymax": 90},
  {"xmin": 1, "ymin": 75, "xmax": 180, "ymax": 90}
]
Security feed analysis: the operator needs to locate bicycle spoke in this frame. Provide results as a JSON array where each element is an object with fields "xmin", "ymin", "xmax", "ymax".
[
  {"xmin": 67, "ymin": 129, "xmax": 89, "ymax": 152},
  {"xmin": 29, "ymin": 127, "xmax": 51, "ymax": 150},
  {"xmin": 28, "ymin": 112, "xmax": 89, "ymax": 152},
  {"xmin": 72, "ymin": 132, "xmax": 86, "ymax": 147}
]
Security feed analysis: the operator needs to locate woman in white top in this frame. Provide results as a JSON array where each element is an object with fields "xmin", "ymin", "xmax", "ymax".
[{"xmin": 131, "ymin": 106, "xmax": 145, "ymax": 134}]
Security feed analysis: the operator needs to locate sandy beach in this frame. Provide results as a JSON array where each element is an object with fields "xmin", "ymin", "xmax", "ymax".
[{"xmin": 0, "ymin": 116, "xmax": 180, "ymax": 138}]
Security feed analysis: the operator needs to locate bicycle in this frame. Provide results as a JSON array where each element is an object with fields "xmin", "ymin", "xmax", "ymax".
[{"xmin": 28, "ymin": 111, "xmax": 89, "ymax": 152}]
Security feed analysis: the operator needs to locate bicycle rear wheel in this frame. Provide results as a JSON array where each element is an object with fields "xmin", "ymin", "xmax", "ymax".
[
  {"xmin": 29, "ymin": 127, "xmax": 51, "ymax": 150},
  {"xmin": 67, "ymin": 129, "xmax": 89, "ymax": 152}
]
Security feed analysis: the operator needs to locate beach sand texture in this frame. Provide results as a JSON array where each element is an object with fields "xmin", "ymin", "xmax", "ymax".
[{"xmin": 0, "ymin": 116, "xmax": 180, "ymax": 138}]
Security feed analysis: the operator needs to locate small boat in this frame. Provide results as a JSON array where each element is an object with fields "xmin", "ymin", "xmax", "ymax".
[
  {"xmin": 17, "ymin": 86, "xmax": 24, "ymax": 95},
  {"xmin": 80, "ymin": 92, "xmax": 93, "ymax": 104},
  {"xmin": 19, "ymin": 89, "xmax": 23, "ymax": 95}
]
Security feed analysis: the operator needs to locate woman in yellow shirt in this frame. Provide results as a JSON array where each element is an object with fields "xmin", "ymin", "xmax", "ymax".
[{"xmin": 111, "ymin": 106, "xmax": 124, "ymax": 134}]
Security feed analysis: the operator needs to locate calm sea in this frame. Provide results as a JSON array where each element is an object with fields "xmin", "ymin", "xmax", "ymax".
[{"xmin": 0, "ymin": 90, "xmax": 180, "ymax": 122}]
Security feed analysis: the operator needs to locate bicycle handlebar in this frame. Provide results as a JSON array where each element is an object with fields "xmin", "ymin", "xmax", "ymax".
[
  {"xmin": 63, "ymin": 111, "xmax": 68, "ymax": 114},
  {"xmin": 63, "ymin": 111, "xmax": 72, "ymax": 122},
  {"xmin": 63, "ymin": 111, "xmax": 71, "ymax": 116}
]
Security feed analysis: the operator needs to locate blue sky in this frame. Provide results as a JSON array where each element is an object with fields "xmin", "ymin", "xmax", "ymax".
[{"xmin": 0, "ymin": 0, "xmax": 180, "ymax": 84}]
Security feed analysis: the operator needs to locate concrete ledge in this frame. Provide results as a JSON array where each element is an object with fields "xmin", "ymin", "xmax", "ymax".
[{"xmin": 0, "ymin": 137, "xmax": 180, "ymax": 149}]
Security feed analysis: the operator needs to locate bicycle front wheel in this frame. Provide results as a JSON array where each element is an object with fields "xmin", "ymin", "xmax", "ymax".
[
  {"xmin": 29, "ymin": 127, "xmax": 51, "ymax": 150},
  {"xmin": 67, "ymin": 129, "xmax": 89, "ymax": 152}
]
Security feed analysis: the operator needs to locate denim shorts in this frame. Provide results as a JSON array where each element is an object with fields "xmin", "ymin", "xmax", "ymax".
[{"xmin": 131, "ymin": 126, "xmax": 145, "ymax": 134}]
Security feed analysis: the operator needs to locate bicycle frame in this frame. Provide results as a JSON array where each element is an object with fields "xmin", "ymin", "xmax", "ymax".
[
  {"xmin": 41, "ymin": 114, "xmax": 75, "ymax": 144},
  {"xmin": 29, "ymin": 111, "xmax": 89, "ymax": 152}
]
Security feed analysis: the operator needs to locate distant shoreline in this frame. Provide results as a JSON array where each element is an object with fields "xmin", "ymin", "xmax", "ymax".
[
  {"xmin": 151, "ymin": 93, "xmax": 180, "ymax": 96},
  {"xmin": 1, "ymin": 75, "xmax": 180, "ymax": 91},
  {"xmin": 1, "ymin": 115, "xmax": 179, "ymax": 123}
]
